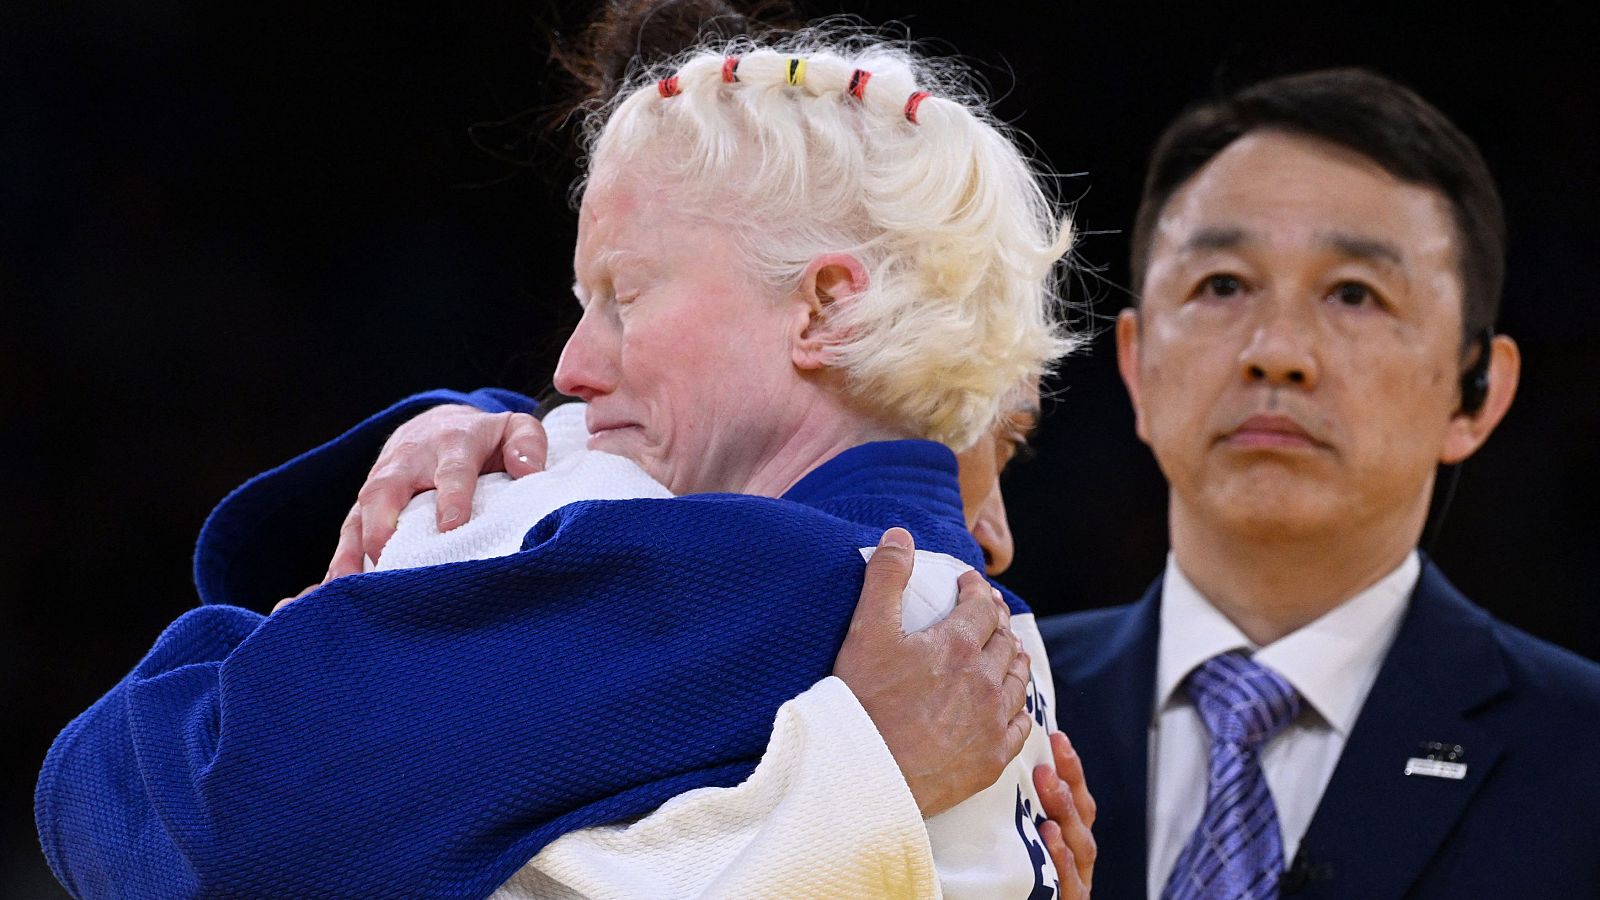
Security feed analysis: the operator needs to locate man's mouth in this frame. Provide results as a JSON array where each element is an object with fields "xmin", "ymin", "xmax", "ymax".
[{"xmin": 1222, "ymin": 413, "xmax": 1327, "ymax": 450}]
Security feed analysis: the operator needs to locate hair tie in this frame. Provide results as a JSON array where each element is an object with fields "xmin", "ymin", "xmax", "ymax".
[
  {"xmin": 904, "ymin": 90, "xmax": 931, "ymax": 123},
  {"xmin": 657, "ymin": 76, "xmax": 681, "ymax": 98},
  {"xmin": 721, "ymin": 56, "xmax": 741, "ymax": 83},
  {"xmin": 848, "ymin": 69, "xmax": 871, "ymax": 101},
  {"xmin": 786, "ymin": 58, "xmax": 808, "ymax": 87}
]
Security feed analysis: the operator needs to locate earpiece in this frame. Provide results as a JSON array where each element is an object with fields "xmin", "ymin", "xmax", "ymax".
[{"xmin": 1459, "ymin": 328, "xmax": 1494, "ymax": 415}]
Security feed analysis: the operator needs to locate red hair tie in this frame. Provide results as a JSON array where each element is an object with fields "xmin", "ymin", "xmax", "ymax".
[
  {"xmin": 721, "ymin": 56, "xmax": 741, "ymax": 83},
  {"xmin": 657, "ymin": 76, "xmax": 681, "ymax": 98},
  {"xmin": 904, "ymin": 90, "xmax": 930, "ymax": 124},
  {"xmin": 848, "ymin": 69, "xmax": 871, "ymax": 101}
]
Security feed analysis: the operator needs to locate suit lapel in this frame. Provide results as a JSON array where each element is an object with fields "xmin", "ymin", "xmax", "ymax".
[
  {"xmin": 1290, "ymin": 563, "xmax": 1508, "ymax": 899},
  {"xmin": 1050, "ymin": 582, "xmax": 1161, "ymax": 899}
]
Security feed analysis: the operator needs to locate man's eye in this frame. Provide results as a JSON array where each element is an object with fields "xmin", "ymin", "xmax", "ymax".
[
  {"xmin": 1199, "ymin": 274, "xmax": 1244, "ymax": 298},
  {"xmin": 1330, "ymin": 281, "xmax": 1376, "ymax": 307}
]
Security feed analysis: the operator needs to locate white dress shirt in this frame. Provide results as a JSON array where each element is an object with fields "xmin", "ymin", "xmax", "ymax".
[{"xmin": 1146, "ymin": 551, "xmax": 1420, "ymax": 898}]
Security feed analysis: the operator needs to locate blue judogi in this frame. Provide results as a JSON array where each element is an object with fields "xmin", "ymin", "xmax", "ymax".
[{"xmin": 36, "ymin": 391, "xmax": 1021, "ymax": 900}]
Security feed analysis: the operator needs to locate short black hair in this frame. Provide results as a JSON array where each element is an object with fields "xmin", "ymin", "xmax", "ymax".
[{"xmin": 1128, "ymin": 68, "xmax": 1505, "ymax": 347}]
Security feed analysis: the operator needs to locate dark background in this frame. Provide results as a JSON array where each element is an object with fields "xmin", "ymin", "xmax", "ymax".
[{"xmin": 5, "ymin": 0, "xmax": 1597, "ymax": 894}]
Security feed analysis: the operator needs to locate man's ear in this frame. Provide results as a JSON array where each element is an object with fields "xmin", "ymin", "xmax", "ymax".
[
  {"xmin": 1440, "ymin": 334, "xmax": 1520, "ymax": 465},
  {"xmin": 792, "ymin": 253, "xmax": 869, "ymax": 370},
  {"xmin": 1116, "ymin": 307, "xmax": 1150, "ymax": 443}
]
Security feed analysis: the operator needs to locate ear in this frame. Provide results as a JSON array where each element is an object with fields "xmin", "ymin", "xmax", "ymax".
[
  {"xmin": 1116, "ymin": 307, "xmax": 1151, "ymax": 443},
  {"xmin": 791, "ymin": 253, "xmax": 868, "ymax": 370},
  {"xmin": 1440, "ymin": 334, "xmax": 1520, "ymax": 465}
]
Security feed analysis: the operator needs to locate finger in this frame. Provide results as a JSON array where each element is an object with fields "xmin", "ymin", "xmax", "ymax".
[
  {"xmin": 500, "ymin": 412, "xmax": 548, "ymax": 476},
  {"xmin": 1001, "ymin": 707, "xmax": 1033, "ymax": 768},
  {"xmin": 326, "ymin": 504, "xmax": 366, "ymax": 581},
  {"xmin": 982, "ymin": 602, "xmax": 1024, "ymax": 678},
  {"xmin": 1037, "ymin": 819, "xmax": 1078, "ymax": 898},
  {"xmin": 943, "ymin": 569, "xmax": 1001, "ymax": 650},
  {"xmin": 357, "ymin": 467, "xmax": 418, "ymax": 564},
  {"xmin": 1000, "ymin": 647, "xmax": 1031, "ymax": 713},
  {"xmin": 1068, "ymin": 807, "xmax": 1096, "ymax": 892},
  {"xmin": 432, "ymin": 428, "xmax": 481, "ymax": 533},
  {"xmin": 1033, "ymin": 757, "xmax": 1094, "ymax": 893},
  {"xmin": 1053, "ymin": 731, "xmax": 1097, "ymax": 828},
  {"xmin": 849, "ymin": 528, "xmax": 916, "ymax": 642}
]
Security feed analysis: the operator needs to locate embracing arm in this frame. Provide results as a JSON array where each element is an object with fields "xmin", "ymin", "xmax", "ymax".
[
  {"xmin": 193, "ymin": 387, "xmax": 539, "ymax": 611},
  {"xmin": 283, "ymin": 404, "xmax": 1096, "ymax": 898},
  {"xmin": 505, "ymin": 531, "xmax": 1095, "ymax": 900}
]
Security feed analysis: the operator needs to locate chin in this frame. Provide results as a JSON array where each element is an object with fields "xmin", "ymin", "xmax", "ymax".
[{"xmin": 1197, "ymin": 470, "xmax": 1349, "ymax": 538}]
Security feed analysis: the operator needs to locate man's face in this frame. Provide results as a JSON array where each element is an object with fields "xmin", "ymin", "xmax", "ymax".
[{"xmin": 1121, "ymin": 130, "xmax": 1482, "ymax": 543}]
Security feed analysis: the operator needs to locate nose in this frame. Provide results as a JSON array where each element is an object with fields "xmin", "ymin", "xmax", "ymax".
[
  {"xmin": 552, "ymin": 304, "xmax": 619, "ymax": 401},
  {"xmin": 970, "ymin": 487, "xmax": 1015, "ymax": 575},
  {"xmin": 1240, "ymin": 302, "xmax": 1320, "ymax": 390}
]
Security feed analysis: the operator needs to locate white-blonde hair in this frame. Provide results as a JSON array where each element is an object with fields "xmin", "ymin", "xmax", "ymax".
[{"xmin": 578, "ymin": 24, "xmax": 1080, "ymax": 450}]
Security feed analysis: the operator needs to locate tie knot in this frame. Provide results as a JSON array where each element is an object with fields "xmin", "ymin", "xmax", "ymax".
[{"xmin": 1186, "ymin": 651, "xmax": 1301, "ymax": 750}]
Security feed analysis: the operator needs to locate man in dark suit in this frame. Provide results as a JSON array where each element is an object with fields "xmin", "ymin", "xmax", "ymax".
[{"xmin": 1040, "ymin": 68, "xmax": 1600, "ymax": 898}]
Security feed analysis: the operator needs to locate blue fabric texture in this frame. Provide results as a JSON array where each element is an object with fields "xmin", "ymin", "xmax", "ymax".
[{"xmin": 37, "ymin": 391, "xmax": 1018, "ymax": 899}]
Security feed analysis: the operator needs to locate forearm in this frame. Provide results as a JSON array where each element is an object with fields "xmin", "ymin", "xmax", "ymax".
[{"xmin": 36, "ymin": 605, "xmax": 265, "ymax": 899}]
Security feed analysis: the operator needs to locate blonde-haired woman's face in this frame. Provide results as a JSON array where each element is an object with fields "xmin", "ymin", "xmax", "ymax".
[{"xmin": 554, "ymin": 170, "xmax": 811, "ymax": 496}]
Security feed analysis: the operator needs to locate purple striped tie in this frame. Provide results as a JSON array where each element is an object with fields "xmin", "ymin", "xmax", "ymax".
[{"xmin": 1161, "ymin": 651, "xmax": 1303, "ymax": 900}]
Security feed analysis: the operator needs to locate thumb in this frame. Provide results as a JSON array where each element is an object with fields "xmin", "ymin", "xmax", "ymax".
[{"xmin": 849, "ymin": 527, "xmax": 916, "ymax": 641}]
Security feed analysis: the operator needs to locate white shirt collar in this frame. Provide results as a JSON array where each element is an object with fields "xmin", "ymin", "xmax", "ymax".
[{"xmin": 1155, "ymin": 551, "xmax": 1420, "ymax": 735}]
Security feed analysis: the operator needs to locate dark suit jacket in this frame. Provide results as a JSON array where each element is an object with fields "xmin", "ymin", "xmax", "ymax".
[{"xmin": 1039, "ymin": 559, "xmax": 1600, "ymax": 899}]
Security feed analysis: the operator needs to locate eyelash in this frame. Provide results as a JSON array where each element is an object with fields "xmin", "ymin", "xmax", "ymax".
[
  {"xmin": 1195, "ymin": 273, "xmax": 1246, "ymax": 300},
  {"xmin": 1327, "ymin": 281, "xmax": 1384, "ymax": 309},
  {"xmin": 1192, "ymin": 274, "xmax": 1387, "ymax": 311}
]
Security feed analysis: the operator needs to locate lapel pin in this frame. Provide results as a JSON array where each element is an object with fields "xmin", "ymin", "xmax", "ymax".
[{"xmin": 1404, "ymin": 740, "xmax": 1468, "ymax": 780}]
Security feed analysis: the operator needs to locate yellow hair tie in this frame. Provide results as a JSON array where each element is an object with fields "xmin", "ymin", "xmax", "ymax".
[{"xmin": 786, "ymin": 58, "xmax": 807, "ymax": 87}]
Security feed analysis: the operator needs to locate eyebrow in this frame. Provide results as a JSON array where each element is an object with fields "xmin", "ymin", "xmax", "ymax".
[
  {"xmin": 1180, "ymin": 226, "xmax": 1406, "ymax": 269},
  {"xmin": 1180, "ymin": 226, "xmax": 1246, "ymax": 253},
  {"xmin": 1318, "ymin": 232, "xmax": 1405, "ymax": 268}
]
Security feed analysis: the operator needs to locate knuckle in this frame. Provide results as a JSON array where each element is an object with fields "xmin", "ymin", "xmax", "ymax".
[
  {"xmin": 434, "ymin": 456, "xmax": 473, "ymax": 478},
  {"xmin": 387, "ymin": 439, "xmax": 425, "ymax": 460},
  {"xmin": 439, "ymin": 424, "xmax": 475, "ymax": 445}
]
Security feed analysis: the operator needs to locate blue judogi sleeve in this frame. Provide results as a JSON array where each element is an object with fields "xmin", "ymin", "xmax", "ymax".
[
  {"xmin": 193, "ymin": 387, "xmax": 537, "ymax": 611},
  {"xmin": 37, "ymin": 493, "xmax": 907, "ymax": 900}
]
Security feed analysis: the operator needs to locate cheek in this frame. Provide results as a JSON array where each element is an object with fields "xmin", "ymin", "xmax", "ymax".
[
  {"xmin": 955, "ymin": 455, "xmax": 999, "ymax": 525},
  {"xmin": 1141, "ymin": 337, "xmax": 1223, "ymax": 437}
]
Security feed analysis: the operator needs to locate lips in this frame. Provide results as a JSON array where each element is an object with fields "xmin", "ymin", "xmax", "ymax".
[
  {"xmin": 584, "ymin": 413, "xmax": 642, "ymax": 448},
  {"xmin": 1223, "ymin": 413, "xmax": 1327, "ymax": 450}
]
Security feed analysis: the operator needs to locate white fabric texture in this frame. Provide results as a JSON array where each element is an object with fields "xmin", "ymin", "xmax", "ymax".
[
  {"xmin": 373, "ymin": 403, "xmax": 671, "ymax": 572},
  {"xmin": 376, "ymin": 403, "xmax": 1061, "ymax": 899},
  {"xmin": 1146, "ymin": 551, "xmax": 1418, "ymax": 898},
  {"xmin": 496, "ymin": 676, "xmax": 937, "ymax": 900}
]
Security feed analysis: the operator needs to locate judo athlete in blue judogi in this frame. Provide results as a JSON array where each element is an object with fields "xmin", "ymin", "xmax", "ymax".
[{"xmin": 37, "ymin": 31, "xmax": 1090, "ymax": 900}]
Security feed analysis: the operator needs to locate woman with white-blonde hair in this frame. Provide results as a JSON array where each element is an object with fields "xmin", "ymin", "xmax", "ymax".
[{"xmin": 38, "ymin": 17, "xmax": 1089, "ymax": 900}]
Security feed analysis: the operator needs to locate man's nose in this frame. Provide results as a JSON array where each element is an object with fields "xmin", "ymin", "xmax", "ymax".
[
  {"xmin": 552, "ymin": 306, "xmax": 619, "ymax": 401},
  {"xmin": 1239, "ymin": 301, "xmax": 1320, "ymax": 389}
]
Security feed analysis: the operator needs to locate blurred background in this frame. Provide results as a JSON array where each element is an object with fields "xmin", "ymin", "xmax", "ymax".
[{"xmin": 5, "ymin": 0, "xmax": 1596, "ymax": 894}]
